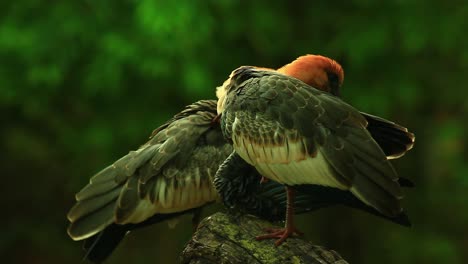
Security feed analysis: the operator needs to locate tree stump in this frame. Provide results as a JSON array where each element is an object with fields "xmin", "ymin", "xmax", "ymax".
[{"xmin": 180, "ymin": 213, "xmax": 348, "ymax": 264}]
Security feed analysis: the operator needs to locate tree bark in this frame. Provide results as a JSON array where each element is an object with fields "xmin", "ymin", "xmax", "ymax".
[{"xmin": 180, "ymin": 213, "xmax": 348, "ymax": 264}]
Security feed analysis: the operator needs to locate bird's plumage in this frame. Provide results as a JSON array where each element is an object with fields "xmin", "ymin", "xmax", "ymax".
[
  {"xmin": 68, "ymin": 100, "xmax": 225, "ymax": 240},
  {"xmin": 218, "ymin": 66, "xmax": 405, "ymax": 217},
  {"xmin": 67, "ymin": 100, "xmax": 228, "ymax": 262},
  {"xmin": 361, "ymin": 112, "xmax": 415, "ymax": 159},
  {"xmin": 68, "ymin": 55, "xmax": 415, "ymax": 261},
  {"xmin": 213, "ymin": 151, "xmax": 412, "ymax": 226}
]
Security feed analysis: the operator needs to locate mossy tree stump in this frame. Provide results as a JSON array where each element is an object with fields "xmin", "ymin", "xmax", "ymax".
[{"xmin": 180, "ymin": 213, "xmax": 348, "ymax": 264}]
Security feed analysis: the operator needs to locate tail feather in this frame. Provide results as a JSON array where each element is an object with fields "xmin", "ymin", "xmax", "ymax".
[
  {"xmin": 82, "ymin": 209, "xmax": 199, "ymax": 263},
  {"xmin": 362, "ymin": 112, "xmax": 415, "ymax": 159},
  {"xmin": 76, "ymin": 176, "xmax": 120, "ymax": 201},
  {"xmin": 342, "ymin": 131, "xmax": 403, "ymax": 217},
  {"xmin": 251, "ymin": 178, "xmax": 412, "ymax": 227},
  {"xmin": 68, "ymin": 187, "xmax": 121, "ymax": 222},
  {"xmin": 83, "ymin": 225, "xmax": 128, "ymax": 264},
  {"xmin": 350, "ymin": 172, "xmax": 401, "ymax": 217},
  {"xmin": 68, "ymin": 201, "xmax": 116, "ymax": 241},
  {"xmin": 68, "ymin": 171, "xmax": 124, "ymax": 241},
  {"xmin": 398, "ymin": 177, "xmax": 415, "ymax": 188},
  {"xmin": 293, "ymin": 184, "xmax": 411, "ymax": 227},
  {"xmin": 89, "ymin": 165, "xmax": 121, "ymax": 185},
  {"xmin": 68, "ymin": 155, "xmax": 139, "ymax": 241}
]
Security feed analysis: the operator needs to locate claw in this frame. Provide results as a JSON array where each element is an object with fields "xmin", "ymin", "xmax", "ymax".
[
  {"xmin": 255, "ymin": 187, "xmax": 301, "ymax": 246},
  {"xmin": 255, "ymin": 227, "xmax": 303, "ymax": 246}
]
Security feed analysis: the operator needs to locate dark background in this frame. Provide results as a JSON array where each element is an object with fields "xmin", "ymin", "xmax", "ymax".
[{"xmin": 1, "ymin": 1, "xmax": 467, "ymax": 263}]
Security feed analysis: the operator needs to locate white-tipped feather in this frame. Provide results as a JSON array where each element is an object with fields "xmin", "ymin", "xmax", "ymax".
[
  {"xmin": 275, "ymin": 138, "xmax": 289, "ymax": 163},
  {"xmin": 120, "ymin": 180, "xmax": 218, "ymax": 224},
  {"xmin": 248, "ymin": 139, "xmax": 259, "ymax": 161},
  {"xmin": 236, "ymin": 136, "xmax": 308, "ymax": 164},
  {"xmin": 234, "ymin": 134, "xmax": 348, "ymax": 189},
  {"xmin": 180, "ymin": 185, "xmax": 189, "ymax": 206},
  {"xmin": 256, "ymin": 152, "xmax": 347, "ymax": 188},
  {"xmin": 194, "ymin": 168, "xmax": 201, "ymax": 188},
  {"xmin": 166, "ymin": 179, "xmax": 174, "ymax": 208},
  {"xmin": 158, "ymin": 180, "xmax": 167, "ymax": 207},
  {"xmin": 258, "ymin": 146, "xmax": 266, "ymax": 162},
  {"xmin": 152, "ymin": 178, "xmax": 161, "ymax": 202}
]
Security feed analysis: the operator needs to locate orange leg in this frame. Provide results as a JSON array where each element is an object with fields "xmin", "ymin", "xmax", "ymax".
[{"xmin": 255, "ymin": 186, "xmax": 303, "ymax": 246}]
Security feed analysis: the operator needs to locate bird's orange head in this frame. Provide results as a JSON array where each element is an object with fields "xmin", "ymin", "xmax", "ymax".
[{"xmin": 277, "ymin": 55, "xmax": 344, "ymax": 96}]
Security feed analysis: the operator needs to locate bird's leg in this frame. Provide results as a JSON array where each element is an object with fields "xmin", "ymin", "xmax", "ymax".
[{"xmin": 255, "ymin": 186, "xmax": 303, "ymax": 246}]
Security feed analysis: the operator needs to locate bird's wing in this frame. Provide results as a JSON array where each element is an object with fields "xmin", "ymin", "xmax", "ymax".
[
  {"xmin": 67, "ymin": 100, "xmax": 228, "ymax": 241},
  {"xmin": 214, "ymin": 151, "xmax": 411, "ymax": 226},
  {"xmin": 213, "ymin": 150, "xmax": 338, "ymax": 222},
  {"xmin": 220, "ymin": 67, "xmax": 403, "ymax": 216},
  {"xmin": 361, "ymin": 112, "xmax": 415, "ymax": 159}
]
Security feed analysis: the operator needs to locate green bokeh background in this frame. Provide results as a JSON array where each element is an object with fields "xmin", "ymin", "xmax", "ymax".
[{"xmin": 1, "ymin": 1, "xmax": 467, "ymax": 263}]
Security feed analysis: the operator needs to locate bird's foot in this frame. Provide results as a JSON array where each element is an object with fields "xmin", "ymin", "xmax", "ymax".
[{"xmin": 255, "ymin": 227, "xmax": 303, "ymax": 246}]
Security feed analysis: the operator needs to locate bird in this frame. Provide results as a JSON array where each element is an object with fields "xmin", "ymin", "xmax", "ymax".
[
  {"xmin": 67, "ymin": 100, "xmax": 335, "ymax": 263},
  {"xmin": 215, "ymin": 54, "xmax": 415, "ymax": 246},
  {"xmin": 67, "ymin": 55, "xmax": 414, "ymax": 262}
]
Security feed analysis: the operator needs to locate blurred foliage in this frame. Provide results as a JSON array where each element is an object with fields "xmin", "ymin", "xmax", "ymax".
[{"xmin": 0, "ymin": 0, "xmax": 467, "ymax": 263}]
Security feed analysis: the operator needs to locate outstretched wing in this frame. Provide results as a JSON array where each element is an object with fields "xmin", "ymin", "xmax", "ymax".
[
  {"xmin": 67, "ymin": 100, "xmax": 229, "ymax": 241},
  {"xmin": 220, "ymin": 67, "xmax": 404, "ymax": 217}
]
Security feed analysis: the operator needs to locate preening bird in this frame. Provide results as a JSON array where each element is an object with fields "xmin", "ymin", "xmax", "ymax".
[
  {"xmin": 67, "ymin": 55, "xmax": 414, "ymax": 262},
  {"xmin": 215, "ymin": 54, "xmax": 415, "ymax": 246},
  {"xmin": 68, "ymin": 100, "xmax": 358, "ymax": 263}
]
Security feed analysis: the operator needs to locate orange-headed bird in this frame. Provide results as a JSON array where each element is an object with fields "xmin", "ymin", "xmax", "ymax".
[{"xmin": 215, "ymin": 54, "xmax": 414, "ymax": 246}]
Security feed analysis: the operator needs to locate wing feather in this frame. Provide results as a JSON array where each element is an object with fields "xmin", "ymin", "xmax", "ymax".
[
  {"xmin": 220, "ymin": 68, "xmax": 404, "ymax": 216},
  {"xmin": 361, "ymin": 112, "xmax": 415, "ymax": 159},
  {"xmin": 68, "ymin": 100, "xmax": 228, "ymax": 241}
]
